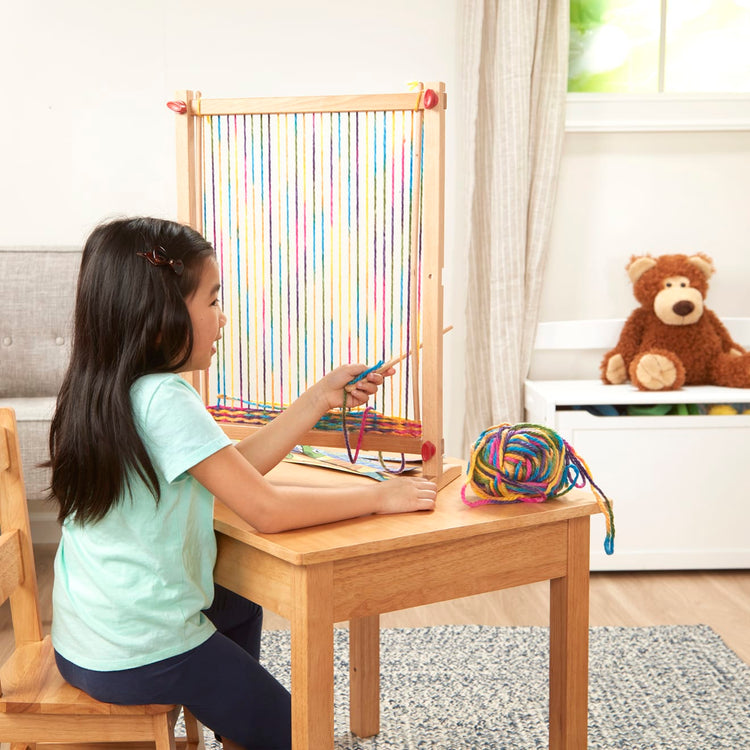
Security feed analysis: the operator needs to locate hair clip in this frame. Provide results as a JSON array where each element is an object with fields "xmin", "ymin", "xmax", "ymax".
[{"xmin": 136, "ymin": 246, "xmax": 184, "ymax": 276}]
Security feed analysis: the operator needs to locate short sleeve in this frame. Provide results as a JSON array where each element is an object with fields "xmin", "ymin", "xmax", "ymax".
[{"xmin": 132, "ymin": 375, "xmax": 232, "ymax": 483}]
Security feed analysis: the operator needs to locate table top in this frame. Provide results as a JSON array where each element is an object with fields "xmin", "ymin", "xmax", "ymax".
[{"xmin": 213, "ymin": 460, "xmax": 601, "ymax": 566}]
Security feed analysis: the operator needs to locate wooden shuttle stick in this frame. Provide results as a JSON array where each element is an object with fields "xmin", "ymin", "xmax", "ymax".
[
  {"xmin": 375, "ymin": 325, "xmax": 454, "ymax": 374},
  {"xmin": 345, "ymin": 326, "xmax": 453, "ymax": 393}
]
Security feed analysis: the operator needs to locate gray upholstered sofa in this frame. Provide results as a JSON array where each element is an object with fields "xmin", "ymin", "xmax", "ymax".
[{"xmin": 0, "ymin": 247, "xmax": 81, "ymax": 542}]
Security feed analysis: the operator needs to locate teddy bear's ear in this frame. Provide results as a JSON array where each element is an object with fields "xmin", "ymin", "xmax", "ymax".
[
  {"xmin": 626, "ymin": 255, "xmax": 657, "ymax": 284},
  {"xmin": 687, "ymin": 253, "xmax": 715, "ymax": 279}
]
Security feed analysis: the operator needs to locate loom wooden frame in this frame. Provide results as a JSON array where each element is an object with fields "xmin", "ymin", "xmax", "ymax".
[{"xmin": 172, "ymin": 83, "xmax": 457, "ymax": 486}]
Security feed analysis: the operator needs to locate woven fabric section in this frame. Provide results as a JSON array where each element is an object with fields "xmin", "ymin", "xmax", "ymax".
[{"xmin": 209, "ymin": 405, "xmax": 423, "ymax": 438}]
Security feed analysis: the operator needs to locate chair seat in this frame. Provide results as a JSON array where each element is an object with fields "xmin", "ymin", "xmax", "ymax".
[{"xmin": 0, "ymin": 636, "xmax": 175, "ymax": 717}]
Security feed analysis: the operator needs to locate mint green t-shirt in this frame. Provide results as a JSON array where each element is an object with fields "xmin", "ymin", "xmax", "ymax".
[{"xmin": 52, "ymin": 374, "xmax": 232, "ymax": 670}]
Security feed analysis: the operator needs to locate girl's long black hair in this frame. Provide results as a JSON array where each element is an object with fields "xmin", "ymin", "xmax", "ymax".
[{"xmin": 49, "ymin": 217, "xmax": 216, "ymax": 525}]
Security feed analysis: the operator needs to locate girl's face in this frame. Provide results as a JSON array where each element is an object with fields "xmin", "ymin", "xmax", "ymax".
[{"xmin": 182, "ymin": 258, "xmax": 226, "ymax": 372}]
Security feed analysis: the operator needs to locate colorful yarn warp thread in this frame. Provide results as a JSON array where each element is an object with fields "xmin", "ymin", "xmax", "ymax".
[{"xmin": 462, "ymin": 423, "xmax": 615, "ymax": 555}]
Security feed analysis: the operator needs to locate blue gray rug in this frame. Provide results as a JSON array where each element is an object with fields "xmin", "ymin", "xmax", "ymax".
[{"xmin": 187, "ymin": 624, "xmax": 750, "ymax": 749}]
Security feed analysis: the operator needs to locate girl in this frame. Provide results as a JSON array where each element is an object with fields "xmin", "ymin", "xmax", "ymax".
[{"xmin": 48, "ymin": 216, "xmax": 436, "ymax": 750}]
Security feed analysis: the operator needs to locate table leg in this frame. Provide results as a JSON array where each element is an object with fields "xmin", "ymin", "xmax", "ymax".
[
  {"xmin": 291, "ymin": 563, "xmax": 334, "ymax": 750},
  {"xmin": 349, "ymin": 614, "xmax": 380, "ymax": 737},
  {"xmin": 549, "ymin": 516, "xmax": 590, "ymax": 750}
]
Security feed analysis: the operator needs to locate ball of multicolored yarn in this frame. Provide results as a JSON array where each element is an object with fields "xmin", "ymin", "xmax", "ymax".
[
  {"xmin": 461, "ymin": 422, "xmax": 615, "ymax": 554},
  {"xmin": 461, "ymin": 423, "xmax": 573, "ymax": 506}
]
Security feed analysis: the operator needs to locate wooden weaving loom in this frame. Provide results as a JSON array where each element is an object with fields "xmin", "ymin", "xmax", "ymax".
[{"xmin": 169, "ymin": 83, "xmax": 459, "ymax": 487}]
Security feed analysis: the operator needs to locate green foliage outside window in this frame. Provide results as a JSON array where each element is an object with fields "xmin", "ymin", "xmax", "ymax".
[{"xmin": 569, "ymin": 0, "xmax": 750, "ymax": 94}]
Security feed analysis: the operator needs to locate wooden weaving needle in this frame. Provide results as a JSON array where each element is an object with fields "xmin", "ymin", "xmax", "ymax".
[{"xmin": 345, "ymin": 326, "xmax": 453, "ymax": 393}]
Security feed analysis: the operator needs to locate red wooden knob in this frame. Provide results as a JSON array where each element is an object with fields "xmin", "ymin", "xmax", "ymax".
[
  {"xmin": 421, "ymin": 441, "xmax": 437, "ymax": 461},
  {"xmin": 423, "ymin": 89, "xmax": 439, "ymax": 109},
  {"xmin": 167, "ymin": 100, "xmax": 187, "ymax": 114}
]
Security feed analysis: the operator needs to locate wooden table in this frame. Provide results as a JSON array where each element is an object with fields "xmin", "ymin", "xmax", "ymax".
[{"xmin": 213, "ymin": 462, "xmax": 600, "ymax": 749}]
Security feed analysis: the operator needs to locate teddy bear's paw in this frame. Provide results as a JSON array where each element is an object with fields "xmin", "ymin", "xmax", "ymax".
[
  {"xmin": 711, "ymin": 352, "xmax": 750, "ymax": 388},
  {"xmin": 630, "ymin": 352, "xmax": 684, "ymax": 391},
  {"xmin": 603, "ymin": 353, "xmax": 627, "ymax": 384}
]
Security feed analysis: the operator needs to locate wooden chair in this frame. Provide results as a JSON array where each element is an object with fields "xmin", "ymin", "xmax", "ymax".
[{"xmin": 0, "ymin": 407, "xmax": 204, "ymax": 750}]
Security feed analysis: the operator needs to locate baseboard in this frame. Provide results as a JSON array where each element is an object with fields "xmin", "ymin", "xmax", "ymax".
[{"xmin": 590, "ymin": 548, "xmax": 750, "ymax": 571}]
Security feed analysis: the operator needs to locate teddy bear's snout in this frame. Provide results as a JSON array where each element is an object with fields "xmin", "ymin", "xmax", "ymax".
[{"xmin": 672, "ymin": 300, "xmax": 695, "ymax": 317}]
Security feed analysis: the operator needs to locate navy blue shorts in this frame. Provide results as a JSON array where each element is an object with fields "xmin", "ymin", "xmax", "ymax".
[{"xmin": 55, "ymin": 585, "xmax": 291, "ymax": 749}]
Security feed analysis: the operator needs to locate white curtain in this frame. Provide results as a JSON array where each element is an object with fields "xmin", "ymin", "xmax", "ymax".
[{"xmin": 459, "ymin": 0, "xmax": 569, "ymax": 449}]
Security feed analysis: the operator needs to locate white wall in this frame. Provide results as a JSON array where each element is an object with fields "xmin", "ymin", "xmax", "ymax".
[
  {"xmin": 5, "ymin": 2, "xmax": 749, "ymax": 454},
  {"xmin": 545, "ymin": 129, "xmax": 750, "ymax": 320},
  {"xmin": 532, "ymin": 128, "xmax": 750, "ymax": 380},
  {"xmin": 2, "ymin": 0, "xmax": 459, "ymax": 243},
  {"xmin": 2, "ymin": 0, "xmax": 468, "ymax": 455}
]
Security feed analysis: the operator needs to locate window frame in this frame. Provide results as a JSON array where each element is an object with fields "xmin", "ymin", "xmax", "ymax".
[{"xmin": 565, "ymin": 93, "xmax": 750, "ymax": 132}]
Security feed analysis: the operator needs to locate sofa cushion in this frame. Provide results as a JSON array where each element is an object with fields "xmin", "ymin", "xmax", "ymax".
[{"xmin": 0, "ymin": 248, "xmax": 81, "ymax": 397}]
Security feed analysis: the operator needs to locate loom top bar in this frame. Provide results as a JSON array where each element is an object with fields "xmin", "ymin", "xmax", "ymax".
[{"xmin": 191, "ymin": 90, "xmax": 446, "ymax": 116}]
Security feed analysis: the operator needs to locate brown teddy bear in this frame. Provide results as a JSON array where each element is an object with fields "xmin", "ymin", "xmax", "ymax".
[{"xmin": 601, "ymin": 253, "xmax": 750, "ymax": 391}]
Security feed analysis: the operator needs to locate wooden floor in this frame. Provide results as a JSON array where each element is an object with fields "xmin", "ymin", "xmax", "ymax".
[{"xmin": 2, "ymin": 545, "xmax": 749, "ymax": 666}]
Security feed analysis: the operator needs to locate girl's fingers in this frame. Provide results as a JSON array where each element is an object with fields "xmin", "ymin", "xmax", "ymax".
[
  {"xmin": 343, "ymin": 366, "xmax": 395, "ymax": 394},
  {"xmin": 413, "ymin": 479, "xmax": 437, "ymax": 504}
]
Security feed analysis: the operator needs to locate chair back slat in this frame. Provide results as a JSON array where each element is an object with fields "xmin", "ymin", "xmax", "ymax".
[
  {"xmin": 0, "ymin": 530, "xmax": 23, "ymax": 605},
  {"xmin": 0, "ymin": 424, "xmax": 9, "ymax": 471},
  {"xmin": 0, "ymin": 408, "xmax": 44, "ymax": 647}
]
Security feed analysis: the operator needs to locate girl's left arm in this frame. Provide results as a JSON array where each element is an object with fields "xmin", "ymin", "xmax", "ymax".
[{"xmin": 234, "ymin": 364, "xmax": 393, "ymax": 474}]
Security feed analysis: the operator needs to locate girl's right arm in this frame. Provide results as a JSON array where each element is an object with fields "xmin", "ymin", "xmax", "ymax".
[{"xmin": 188, "ymin": 444, "xmax": 436, "ymax": 533}]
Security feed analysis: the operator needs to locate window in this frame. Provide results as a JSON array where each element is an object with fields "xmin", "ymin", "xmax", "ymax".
[
  {"xmin": 569, "ymin": 0, "xmax": 750, "ymax": 94},
  {"xmin": 566, "ymin": 0, "xmax": 750, "ymax": 132}
]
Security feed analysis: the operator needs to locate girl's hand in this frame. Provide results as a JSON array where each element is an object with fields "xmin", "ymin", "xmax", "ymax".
[
  {"xmin": 373, "ymin": 477, "xmax": 437, "ymax": 515},
  {"xmin": 315, "ymin": 363, "xmax": 396, "ymax": 411},
  {"xmin": 237, "ymin": 363, "xmax": 395, "ymax": 475}
]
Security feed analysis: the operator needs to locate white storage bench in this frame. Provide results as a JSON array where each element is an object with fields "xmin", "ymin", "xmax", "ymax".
[{"xmin": 525, "ymin": 318, "xmax": 750, "ymax": 572}]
